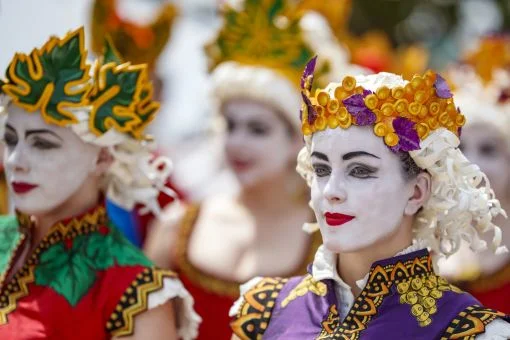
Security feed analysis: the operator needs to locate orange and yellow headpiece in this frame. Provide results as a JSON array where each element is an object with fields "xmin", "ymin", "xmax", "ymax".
[{"xmin": 300, "ymin": 57, "xmax": 465, "ymax": 153}]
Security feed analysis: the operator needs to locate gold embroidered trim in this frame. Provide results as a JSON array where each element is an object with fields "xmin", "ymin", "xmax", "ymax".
[
  {"xmin": 398, "ymin": 274, "xmax": 462, "ymax": 327},
  {"xmin": 281, "ymin": 274, "xmax": 327, "ymax": 308},
  {"xmin": 0, "ymin": 264, "xmax": 35, "ymax": 324},
  {"xmin": 176, "ymin": 204, "xmax": 321, "ymax": 297},
  {"xmin": 107, "ymin": 267, "xmax": 177, "ymax": 337},
  {"xmin": 318, "ymin": 251, "xmax": 434, "ymax": 339},
  {"xmin": 440, "ymin": 305, "xmax": 505, "ymax": 339},
  {"xmin": 320, "ymin": 305, "xmax": 340, "ymax": 336},
  {"xmin": 231, "ymin": 277, "xmax": 288, "ymax": 340},
  {"xmin": 0, "ymin": 205, "xmax": 107, "ymax": 324}
]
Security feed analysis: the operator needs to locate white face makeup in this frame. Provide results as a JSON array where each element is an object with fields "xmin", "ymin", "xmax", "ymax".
[
  {"xmin": 310, "ymin": 127, "xmax": 416, "ymax": 253},
  {"xmin": 223, "ymin": 98, "xmax": 298, "ymax": 188},
  {"xmin": 3, "ymin": 106, "xmax": 101, "ymax": 215},
  {"xmin": 460, "ymin": 123, "xmax": 510, "ymax": 202}
]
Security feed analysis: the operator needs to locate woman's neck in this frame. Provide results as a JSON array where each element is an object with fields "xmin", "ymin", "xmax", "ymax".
[
  {"xmin": 238, "ymin": 170, "xmax": 309, "ymax": 245},
  {"xmin": 337, "ymin": 218, "xmax": 414, "ymax": 296},
  {"xmin": 31, "ymin": 183, "xmax": 100, "ymax": 247}
]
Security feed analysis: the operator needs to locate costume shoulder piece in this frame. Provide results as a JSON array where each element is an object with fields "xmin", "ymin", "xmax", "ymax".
[
  {"xmin": 0, "ymin": 206, "xmax": 199, "ymax": 339},
  {"xmin": 230, "ymin": 276, "xmax": 290, "ymax": 339},
  {"xmin": 231, "ymin": 250, "xmax": 509, "ymax": 339}
]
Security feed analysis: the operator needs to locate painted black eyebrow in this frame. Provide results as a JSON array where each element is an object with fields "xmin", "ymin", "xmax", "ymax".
[
  {"xmin": 342, "ymin": 151, "xmax": 380, "ymax": 160},
  {"xmin": 25, "ymin": 129, "xmax": 63, "ymax": 141},
  {"xmin": 311, "ymin": 151, "xmax": 329, "ymax": 162},
  {"xmin": 5, "ymin": 124, "xmax": 15, "ymax": 133}
]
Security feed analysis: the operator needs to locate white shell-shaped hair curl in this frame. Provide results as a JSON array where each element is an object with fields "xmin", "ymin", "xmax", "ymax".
[
  {"xmin": 71, "ymin": 108, "xmax": 175, "ymax": 216},
  {"xmin": 296, "ymin": 72, "xmax": 507, "ymax": 258}
]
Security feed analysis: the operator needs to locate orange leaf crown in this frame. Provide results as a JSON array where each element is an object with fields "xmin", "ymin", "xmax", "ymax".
[{"xmin": 300, "ymin": 58, "xmax": 465, "ymax": 153}]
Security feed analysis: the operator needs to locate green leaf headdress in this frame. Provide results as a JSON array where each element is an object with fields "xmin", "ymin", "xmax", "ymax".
[{"xmin": 0, "ymin": 27, "xmax": 160, "ymax": 141}]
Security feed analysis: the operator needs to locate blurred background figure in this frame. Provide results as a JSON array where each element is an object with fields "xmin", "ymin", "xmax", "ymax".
[
  {"xmin": 1, "ymin": 0, "xmax": 510, "ymax": 215},
  {"xmin": 1, "ymin": 0, "xmax": 510, "ymax": 336},
  {"xmin": 143, "ymin": 0, "xmax": 360, "ymax": 337},
  {"xmin": 90, "ymin": 0, "xmax": 182, "ymax": 246},
  {"xmin": 439, "ymin": 35, "xmax": 510, "ymax": 313}
]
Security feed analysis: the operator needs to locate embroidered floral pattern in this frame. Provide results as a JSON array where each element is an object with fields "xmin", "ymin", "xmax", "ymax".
[
  {"xmin": 34, "ymin": 222, "xmax": 151, "ymax": 306},
  {"xmin": 281, "ymin": 274, "xmax": 327, "ymax": 308},
  {"xmin": 318, "ymin": 251, "xmax": 433, "ymax": 339},
  {"xmin": 398, "ymin": 274, "xmax": 462, "ymax": 327},
  {"xmin": 0, "ymin": 205, "xmax": 153, "ymax": 323}
]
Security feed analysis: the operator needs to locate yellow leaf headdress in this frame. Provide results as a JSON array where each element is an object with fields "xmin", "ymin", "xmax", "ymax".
[{"xmin": 1, "ymin": 27, "xmax": 160, "ymax": 140}]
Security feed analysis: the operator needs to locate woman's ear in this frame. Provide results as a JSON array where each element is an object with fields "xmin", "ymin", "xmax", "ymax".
[
  {"xmin": 404, "ymin": 172, "xmax": 432, "ymax": 216},
  {"xmin": 94, "ymin": 147, "xmax": 113, "ymax": 176}
]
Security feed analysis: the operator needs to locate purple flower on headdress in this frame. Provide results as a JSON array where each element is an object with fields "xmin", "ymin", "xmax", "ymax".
[
  {"xmin": 391, "ymin": 117, "xmax": 420, "ymax": 152},
  {"xmin": 301, "ymin": 56, "xmax": 317, "ymax": 91},
  {"xmin": 342, "ymin": 92, "xmax": 376, "ymax": 126},
  {"xmin": 301, "ymin": 92, "xmax": 317, "ymax": 124},
  {"xmin": 433, "ymin": 73, "xmax": 453, "ymax": 99}
]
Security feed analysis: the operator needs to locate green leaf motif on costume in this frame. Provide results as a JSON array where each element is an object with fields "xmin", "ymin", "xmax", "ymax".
[
  {"xmin": 85, "ymin": 223, "xmax": 151, "ymax": 270},
  {"xmin": 35, "ymin": 238, "xmax": 96, "ymax": 306},
  {"xmin": 2, "ymin": 27, "xmax": 90, "ymax": 127},
  {"xmin": 35, "ymin": 223, "xmax": 153, "ymax": 306},
  {"xmin": 0, "ymin": 216, "xmax": 22, "ymax": 277}
]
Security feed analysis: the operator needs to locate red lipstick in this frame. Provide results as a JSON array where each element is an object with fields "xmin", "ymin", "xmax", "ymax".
[
  {"xmin": 230, "ymin": 159, "xmax": 253, "ymax": 172},
  {"xmin": 11, "ymin": 182, "xmax": 38, "ymax": 194},
  {"xmin": 324, "ymin": 212, "xmax": 355, "ymax": 226}
]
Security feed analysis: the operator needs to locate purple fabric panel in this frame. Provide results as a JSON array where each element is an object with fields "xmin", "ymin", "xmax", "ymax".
[{"xmin": 263, "ymin": 277, "xmax": 336, "ymax": 339}]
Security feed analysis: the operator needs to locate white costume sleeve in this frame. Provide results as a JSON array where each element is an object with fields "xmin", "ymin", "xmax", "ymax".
[
  {"xmin": 475, "ymin": 319, "xmax": 510, "ymax": 340},
  {"xmin": 228, "ymin": 277, "xmax": 264, "ymax": 317}
]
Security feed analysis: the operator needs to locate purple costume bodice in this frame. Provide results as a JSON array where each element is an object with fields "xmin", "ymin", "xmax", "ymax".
[{"xmin": 231, "ymin": 249, "xmax": 508, "ymax": 339}]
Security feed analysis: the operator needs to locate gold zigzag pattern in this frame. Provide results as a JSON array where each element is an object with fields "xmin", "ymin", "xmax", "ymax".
[
  {"xmin": 108, "ymin": 267, "xmax": 177, "ymax": 337},
  {"xmin": 0, "ymin": 264, "xmax": 35, "ymax": 324}
]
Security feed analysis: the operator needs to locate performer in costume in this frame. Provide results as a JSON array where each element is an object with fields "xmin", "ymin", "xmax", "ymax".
[
  {"xmin": 91, "ymin": 0, "xmax": 183, "ymax": 247},
  {"xmin": 230, "ymin": 62, "xmax": 510, "ymax": 338},
  {"xmin": 439, "ymin": 36, "xmax": 510, "ymax": 314},
  {"xmin": 0, "ymin": 28, "xmax": 199, "ymax": 339},
  {"xmin": 144, "ymin": 0, "xmax": 359, "ymax": 338}
]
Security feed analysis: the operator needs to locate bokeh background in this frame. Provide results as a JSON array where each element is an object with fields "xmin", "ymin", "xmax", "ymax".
[{"xmin": 1, "ymin": 0, "xmax": 509, "ymax": 199}]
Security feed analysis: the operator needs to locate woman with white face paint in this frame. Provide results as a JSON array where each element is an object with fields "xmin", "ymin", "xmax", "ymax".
[
  {"xmin": 143, "ymin": 0, "xmax": 358, "ymax": 338},
  {"xmin": 0, "ymin": 28, "xmax": 199, "ymax": 340},
  {"xmin": 438, "ymin": 36, "xmax": 510, "ymax": 314},
  {"xmin": 229, "ymin": 63, "xmax": 510, "ymax": 338}
]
